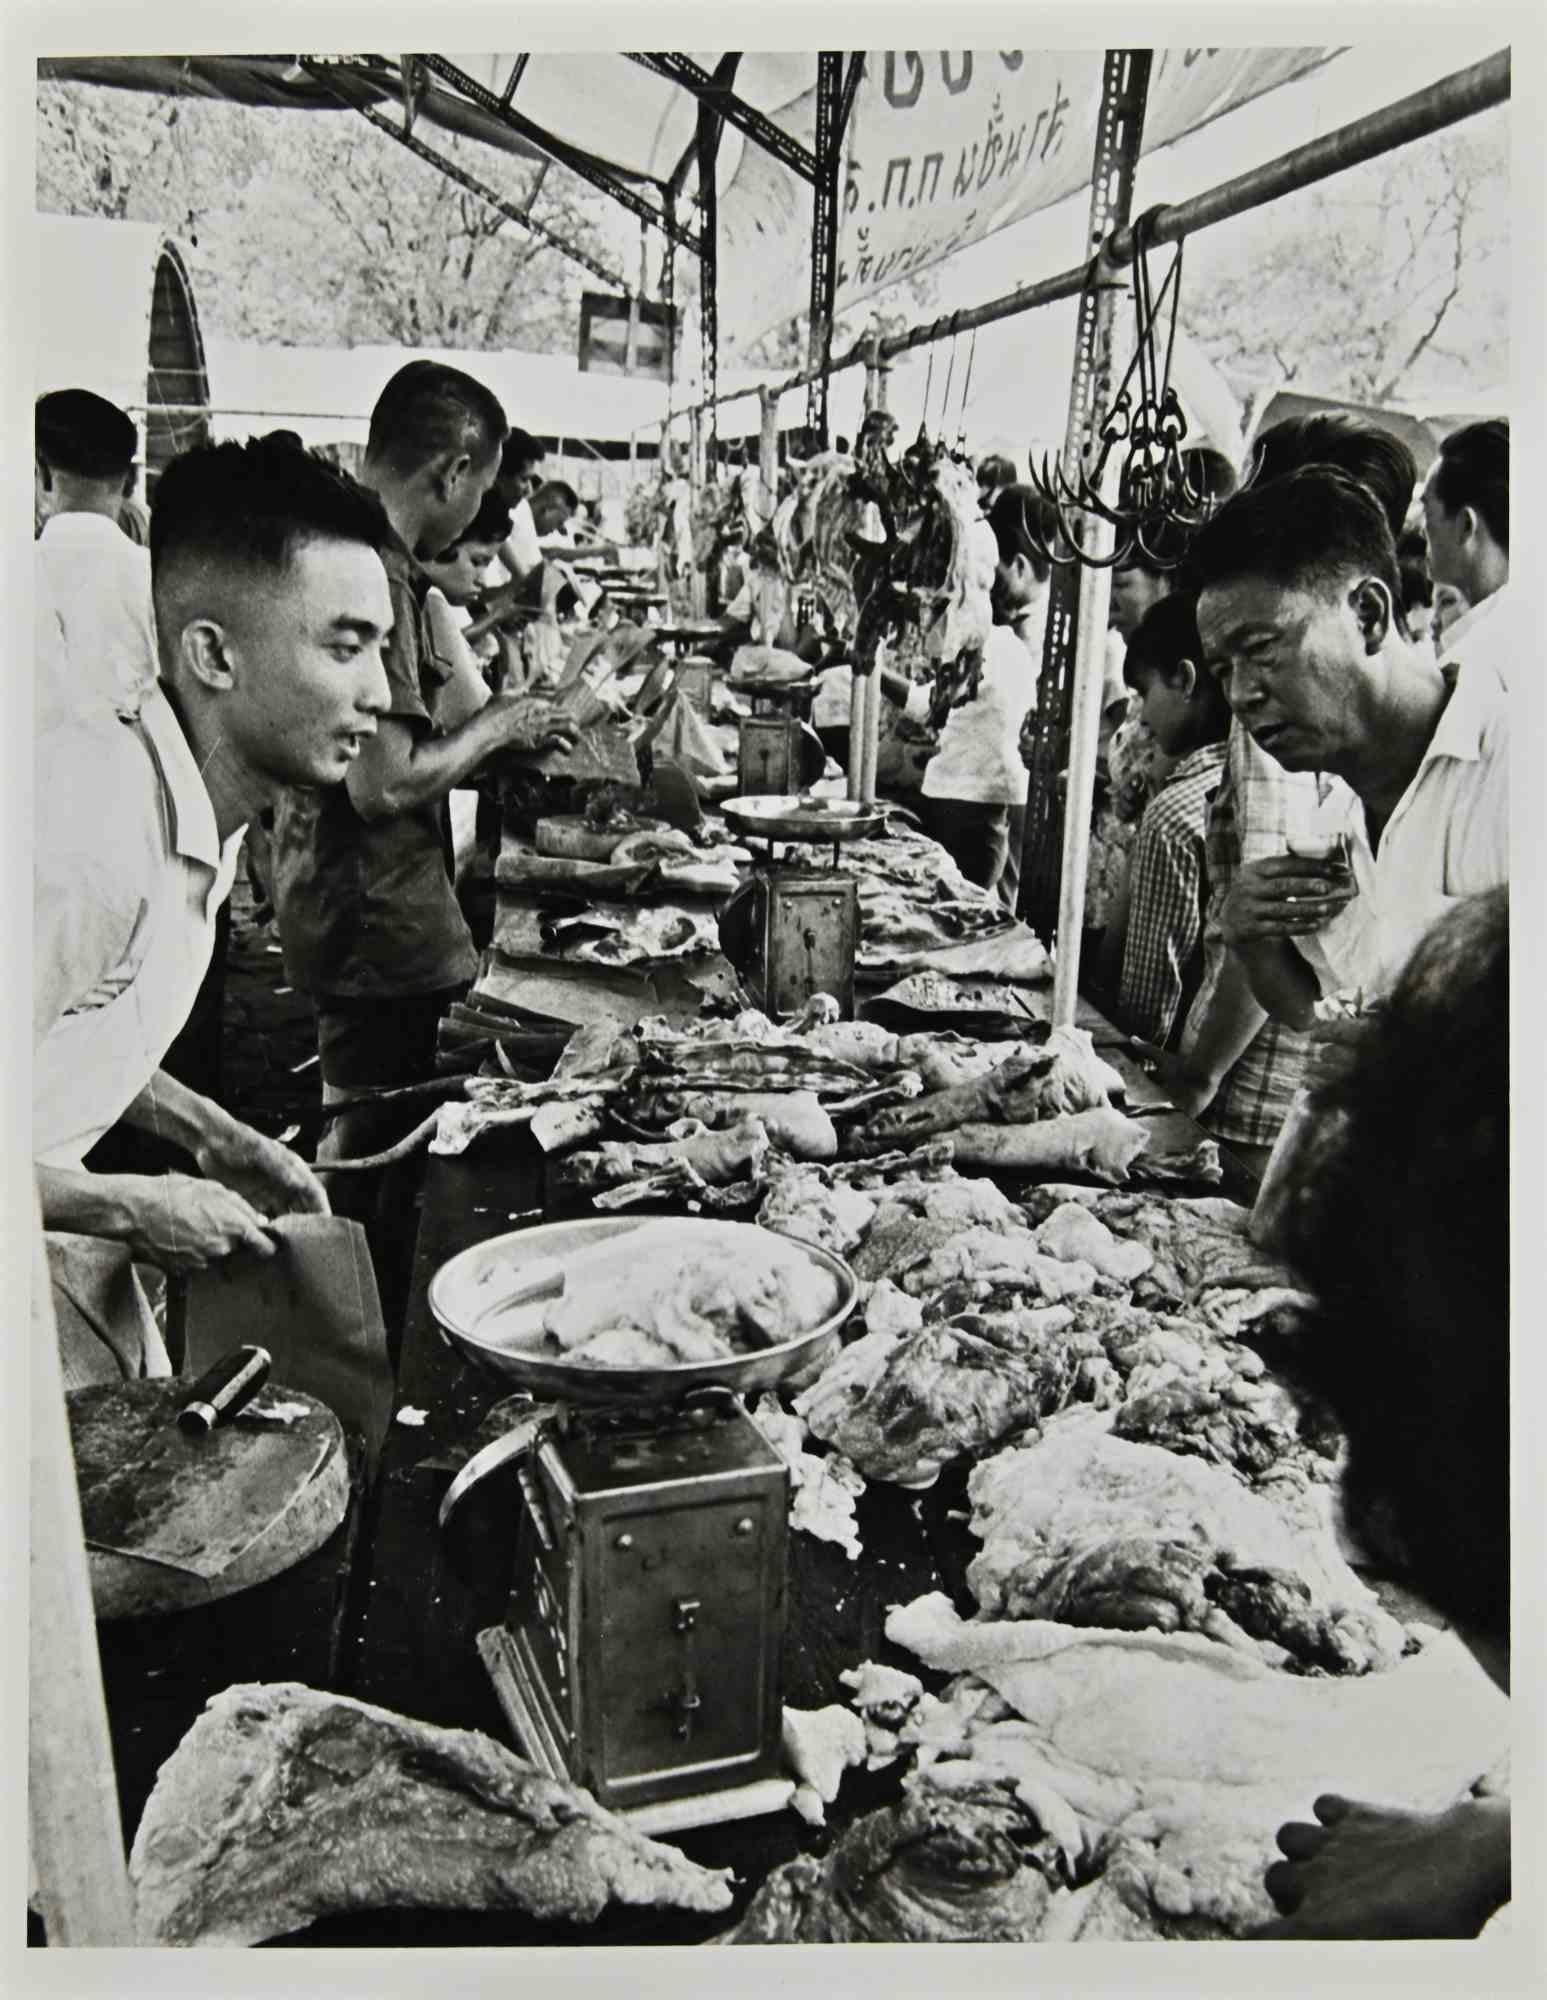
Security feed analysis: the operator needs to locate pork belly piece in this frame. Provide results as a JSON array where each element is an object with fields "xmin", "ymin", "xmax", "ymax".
[{"xmin": 130, "ymin": 1683, "xmax": 733, "ymax": 1945}]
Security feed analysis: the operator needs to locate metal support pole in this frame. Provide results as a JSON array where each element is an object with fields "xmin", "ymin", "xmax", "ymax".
[
  {"xmin": 757, "ymin": 386, "xmax": 781, "ymax": 522},
  {"xmin": 698, "ymin": 97, "xmax": 722, "ymax": 478},
  {"xmin": 862, "ymin": 333, "xmax": 891, "ymax": 417},
  {"xmin": 688, "ymin": 407, "xmax": 707, "ymax": 618},
  {"xmin": 807, "ymin": 53, "xmax": 844, "ymax": 445},
  {"xmin": 1037, "ymin": 50, "xmax": 1153, "ymax": 1024}
]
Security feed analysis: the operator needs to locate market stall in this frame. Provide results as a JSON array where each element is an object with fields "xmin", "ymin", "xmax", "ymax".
[{"xmin": 30, "ymin": 41, "xmax": 1514, "ymax": 1955}]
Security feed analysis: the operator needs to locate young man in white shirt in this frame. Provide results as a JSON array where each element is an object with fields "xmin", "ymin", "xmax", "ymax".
[
  {"xmin": 35, "ymin": 388, "xmax": 158, "ymax": 724},
  {"xmin": 881, "ymin": 483, "xmax": 1055, "ymax": 910}
]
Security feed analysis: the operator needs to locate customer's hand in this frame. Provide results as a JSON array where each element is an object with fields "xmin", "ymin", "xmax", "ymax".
[
  {"xmin": 1218, "ymin": 855, "xmax": 1357, "ymax": 947},
  {"xmin": 119, "ymin": 1174, "xmax": 278, "ymax": 1272},
  {"xmin": 1127, "ymin": 1042, "xmax": 1218, "ymax": 1119},
  {"xmin": 192, "ymin": 1117, "xmax": 331, "ymax": 1220},
  {"xmin": 486, "ymin": 693, "xmax": 580, "ymax": 755}
]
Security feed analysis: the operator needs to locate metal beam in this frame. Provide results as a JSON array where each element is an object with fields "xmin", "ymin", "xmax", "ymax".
[
  {"xmin": 806, "ymin": 53, "xmax": 845, "ymax": 443},
  {"xmin": 628, "ymin": 51, "xmax": 818, "ymax": 185},
  {"xmin": 408, "ymin": 51, "xmax": 702, "ymax": 256},
  {"xmin": 499, "ymin": 54, "xmax": 529, "ymax": 108},
  {"xmin": 297, "ymin": 59, "xmax": 633, "ymax": 294},
  {"xmin": 837, "ymin": 52, "xmax": 865, "ymax": 142},
  {"xmin": 698, "ymin": 96, "xmax": 723, "ymax": 472},
  {"xmin": 673, "ymin": 49, "xmax": 1510, "ymax": 421},
  {"xmin": 667, "ymin": 54, "xmax": 741, "ymax": 200}
]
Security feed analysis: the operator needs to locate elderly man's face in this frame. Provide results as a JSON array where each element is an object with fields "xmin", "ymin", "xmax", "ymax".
[{"xmin": 1196, "ymin": 572, "xmax": 1377, "ymax": 773}]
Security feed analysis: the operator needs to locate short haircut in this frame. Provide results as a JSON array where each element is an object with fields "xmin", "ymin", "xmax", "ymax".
[
  {"xmin": 977, "ymin": 452, "xmax": 1017, "ymax": 492},
  {"xmin": 366, "ymin": 360, "xmax": 507, "ymax": 480},
  {"xmin": 1122, "ymin": 592, "xmax": 1232, "ymax": 732},
  {"xmin": 1430, "ymin": 418, "xmax": 1508, "ymax": 554},
  {"xmin": 1395, "ymin": 525, "xmax": 1433, "ymax": 617},
  {"xmin": 149, "ymin": 435, "xmax": 391, "ymax": 583},
  {"xmin": 1185, "ymin": 466, "xmax": 1403, "ymax": 608},
  {"xmin": 501, "ymin": 428, "xmax": 544, "ymax": 481},
  {"xmin": 987, "ymin": 483, "xmax": 1060, "ymax": 584},
  {"xmin": 445, "ymin": 489, "xmax": 514, "ymax": 550},
  {"xmin": 533, "ymin": 478, "xmax": 580, "ymax": 518},
  {"xmin": 37, "ymin": 388, "xmax": 138, "ymax": 481},
  {"xmin": 1246, "ymin": 410, "xmax": 1415, "ymax": 538},
  {"xmin": 1281, "ymin": 888, "xmax": 1507, "ymax": 1639}
]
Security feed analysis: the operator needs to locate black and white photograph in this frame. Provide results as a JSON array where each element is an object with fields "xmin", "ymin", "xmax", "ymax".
[{"xmin": 12, "ymin": 9, "xmax": 1537, "ymax": 1988}]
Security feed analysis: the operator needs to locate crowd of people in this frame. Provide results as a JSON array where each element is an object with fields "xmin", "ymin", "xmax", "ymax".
[{"xmin": 30, "ymin": 365, "xmax": 1511, "ymax": 1938}]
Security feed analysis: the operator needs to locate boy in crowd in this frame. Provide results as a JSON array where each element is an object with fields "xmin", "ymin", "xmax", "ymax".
[{"xmin": 1116, "ymin": 594, "xmax": 1234, "ymax": 1052}]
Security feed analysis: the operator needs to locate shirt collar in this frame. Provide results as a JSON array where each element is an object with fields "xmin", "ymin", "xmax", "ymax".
[
  {"xmin": 1164, "ymin": 741, "xmax": 1228, "ymax": 787},
  {"xmin": 1420, "ymin": 649, "xmax": 1502, "ymax": 769},
  {"xmin": 39, "ymin": 509, "xmax": 127, "ymax": 546},
  {"xmin": 1438, "ymin": 586, "xmax": 1504, "ymax": 657},
  {"xmin": 132, "ymin": 683, "xmax": 224, "ymax": 869}
]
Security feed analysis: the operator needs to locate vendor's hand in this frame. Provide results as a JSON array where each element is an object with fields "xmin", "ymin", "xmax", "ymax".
[
  {"xmin": 1219, "ymin": 854, "xmax": 1357, "ymax": 947},
  {"xmin": 486, "ymin": 693, "xmax": 580, "ymax": 755},
  {"xmin": 1257, "ymin": 1794, "xmax": 1510, "ymax": 1940},
  {"xmin": 1127, "ymin": 1042, "xmax": 1217, "ymax": 1119},
  {"xmin": 1018, "ymin": 718, "xmax": 1040, "ymax": 773},
  {"xmin": 192, "ymin": 1118, "xmax": 331, "ymax": 1220},
  {"xmin": 120, "ymin": 1173, "xmax": 279, "ymax": 1273}
]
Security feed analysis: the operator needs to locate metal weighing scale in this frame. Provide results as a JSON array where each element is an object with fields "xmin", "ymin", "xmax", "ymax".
[
  {"xmin": 716, "ymin": 794, "xmax": 884, "ymax": 1022},
  {"xmin": 734, "ymin": 677, "xmax": 828, "ymax": 797},
  {"xmin": 430, "ymin": 1216, "xmax": 858, "ymax": 1834}
]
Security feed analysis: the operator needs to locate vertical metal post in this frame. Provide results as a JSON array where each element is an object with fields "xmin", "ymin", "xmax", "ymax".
[
  {"xmin": 757, "ymin": 386, "xmax": 781, "ymax": 522},
  {"xmin": 697, "ymin": 98, "xmax": 721, "ymax": 481},
  {"xmin": 806, "ymin": 53, "xmax": 844, "ymax": 446},
  {"xmin": 862, "ymin": 332, "xmax": 890, "ymax": 417},
  {"xmin": 687, "ymin": 407, "xmax": 707, "ymax": 618},
  {"xmin": 1018, "ymin": 49, "xmax": 1152, "ymax": 968}
]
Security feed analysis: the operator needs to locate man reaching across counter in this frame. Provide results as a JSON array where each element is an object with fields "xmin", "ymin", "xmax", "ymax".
[{"xmin": 34, "ymin": 437, "xmax": 394, "ymax": 1384}]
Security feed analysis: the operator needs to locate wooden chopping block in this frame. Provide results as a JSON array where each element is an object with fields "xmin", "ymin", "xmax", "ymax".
[{"xmin": 66, "ymin": 1380, "xmax": 348, "ymax": 1621}]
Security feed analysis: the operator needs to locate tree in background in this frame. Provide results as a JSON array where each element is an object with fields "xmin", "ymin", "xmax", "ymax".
[
  {"xmin": 1179, "ymin": 117, "xmax": 1507, "ymax": 413},
  {"xmin": 37, "ymin": 82, "xmax": 620, "ymax": 351}
]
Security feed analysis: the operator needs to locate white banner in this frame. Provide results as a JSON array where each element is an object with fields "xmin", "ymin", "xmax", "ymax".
[{"xmin": 719, "ymin": 47, "xmax": 1338, "ymax": 351}]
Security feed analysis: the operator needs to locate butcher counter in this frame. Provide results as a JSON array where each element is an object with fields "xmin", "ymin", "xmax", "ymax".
[{"xmin": 84, "ymin": 1025, "xmax": 1262, "ymax": 1948}]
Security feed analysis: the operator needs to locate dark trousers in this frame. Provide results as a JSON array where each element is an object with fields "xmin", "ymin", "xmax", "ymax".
[
  {"xmin": 920, "ymin": 796, "xmax": 1027, "ymax": 915},
  {"xmin": 315, "ymin": 985, "xmax": 468, "ymax": 1346}
]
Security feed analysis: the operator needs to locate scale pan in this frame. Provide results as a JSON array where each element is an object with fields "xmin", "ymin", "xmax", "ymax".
[
  {"xmin": 721, "ymin": 795, "xmax": 886, "ymax": 843},
  {"xmin": 428, "ymin": 1215, "xmax": 858, "ymax": 1405}
]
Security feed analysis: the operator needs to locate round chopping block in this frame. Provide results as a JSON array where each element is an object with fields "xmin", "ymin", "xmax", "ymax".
[{"xmin": 66, "ymin": 1379, "xmax": 349, "ymax": 1620}]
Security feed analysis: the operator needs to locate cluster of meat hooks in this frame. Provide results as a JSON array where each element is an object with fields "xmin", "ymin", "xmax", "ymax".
[{"xmin": 1026, "ymin": 214, "xmax": 1220, "ymax": 571}]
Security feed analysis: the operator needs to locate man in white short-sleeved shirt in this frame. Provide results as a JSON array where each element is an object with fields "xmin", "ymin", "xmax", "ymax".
[
  {"xmin": 1191, "ymin": 465, "xmax": 1508, "ymax": 1019},
  {"xmin": 34, "ymin": 437, "xmax": 395, "ymax": 1383}
]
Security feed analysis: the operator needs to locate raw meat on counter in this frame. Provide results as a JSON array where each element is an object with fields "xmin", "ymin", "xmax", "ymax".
[
  {"xmin": 883, "ymin": 1595, "xmax": 1507, "ymax": 1937},
  {"xmin": 130, "ymin": 1683, "xmax": 733, "ymax": 1945}
]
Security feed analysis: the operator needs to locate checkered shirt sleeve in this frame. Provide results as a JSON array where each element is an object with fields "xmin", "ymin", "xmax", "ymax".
[{"xmin": 1118, "ymin": 744, "xmax": 1226, "ymax": 1047}]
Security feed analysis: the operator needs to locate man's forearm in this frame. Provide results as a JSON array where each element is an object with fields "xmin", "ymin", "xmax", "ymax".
[
  {"xmin": 348, "ymin": 705, "xmax": 515, "ymax": 820},
  {"xmin": 1237, "ymin": 938, "xmax": 1322, "ymax": 1031},
  {"xmin": 122, "ymin": 1070, "xmax": 233, "ymax": 1155},
  {"xmin": 36, "ymin": 1164, "xmax": 140, "ymax": 1241},
  {"xmin": 1180, "ymin": 951, "xmax": 1270, "ymax": 1092}
]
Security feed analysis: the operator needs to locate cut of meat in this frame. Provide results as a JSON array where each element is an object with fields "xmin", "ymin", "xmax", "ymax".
[
  {"xmin": 964, "ymin": 1420, "xmax": 1406, "ymax": 1672},
  {"xmin": 1035, "ymin": 1202, "xmax": 1154, "ymax": 1285},
  {"xmin": 884, "ymin": 1596, "xmax": 1507, "ymax": 1937},
  {"xmin": 891, "ymin": 1227, "xmax": 1099, "ymax": 1303},
  {"xmin": 130, "ymin": 1683, "xmax": 733, "ymax": 1944},
  {"xmin": 723, "ymin": 1783, "xmax": 1064, "ymax": 1943}
]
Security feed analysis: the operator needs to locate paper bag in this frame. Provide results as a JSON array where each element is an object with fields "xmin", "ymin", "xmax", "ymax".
[{"xmin": 180, "ymin": 1216, "xmax": 394, "ymax": 1474}]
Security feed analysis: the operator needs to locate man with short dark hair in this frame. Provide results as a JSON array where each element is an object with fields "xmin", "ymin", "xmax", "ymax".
[
  {"xmin": 1421, "ymin": 418, "xmax": 1513, "ymax": 685},
  {"xmin": 35, "ymin": 437, "xmax": 394, "ymax": 1383},
  {"xmin": 269, "ymin": 362, "xmax": 576, "ymax": 1159},
  {"xmin": 1191, "ymin": 466, "xmax": 1507, "ymax": 1017},
  {"xmin": 35, "ymin": 388, "xmax": 158, "ymax": 722}
]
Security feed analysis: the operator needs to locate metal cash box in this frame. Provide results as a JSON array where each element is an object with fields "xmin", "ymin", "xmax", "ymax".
[{"xmin": 480, "ymin": 1396, "xmax": 790, "ymax": 1820}]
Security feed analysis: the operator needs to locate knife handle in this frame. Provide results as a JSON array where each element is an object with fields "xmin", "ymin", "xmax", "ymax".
[{"xmin": 178, "ymin": 1346, "xmax": 273, "ymax": 1437}]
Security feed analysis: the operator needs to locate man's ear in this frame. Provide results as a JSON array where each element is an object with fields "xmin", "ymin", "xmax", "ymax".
[
  {"xmin": 432, "ymin": 451, "xmax": 473, "ymax": 504},
  {"xmin": 1174, "ymin": 657, "xmax": 1199, "ymax": 699},
  {"xmin": 1456, "ymin": 503, "xmax": 1481, "ymax": 550},
  {"xmin": 1350, "ymin": 576, "xmax": 1395, "ymax": 653},
  {"xmin": 177, "ymin": 619, "xmax": 236, "ymax": 693},
  {"xmin": 36, "ymin": 457, "xmax": 53, "ymax": 495}
]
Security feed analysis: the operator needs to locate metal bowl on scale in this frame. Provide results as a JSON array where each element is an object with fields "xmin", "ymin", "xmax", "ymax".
[
  {"xmin": 428, "ymin": 1214, "xmax": 858, "ymax": 1405},
  {"xmin": 720, "ymin": 794, "xmax": 886, "ymax": 847}
]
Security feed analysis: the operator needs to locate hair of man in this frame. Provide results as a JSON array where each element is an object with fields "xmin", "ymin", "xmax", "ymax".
[
  {"xmin": 501, "ymin": 427, "xmax": 545, "ymax": 482},
  {"xmin": 1281, "ymin": 887, "xmax": 1507, "ymax": 1641},
  {"xmin": 447, "ymin": 490, "xmax": 515, "ymax": 550},
  {"xmin": 150, "ymin": 436, "xmax": 392, "ymax": 585},
  {"xmin": 1430, "ymin": 418, "xmax": 1508, "ymax": 555},
  {"xmin": 1245, "ymin": 410, "xmax": 1416, "ymax": 539},
  {"xmin": 1395, "ymin": 525, "xmax": 1435, "ymax": 619},
  {"xmin": 533, "ymin": 478, "xmax": 580, "ymax": 515},
  {"xmin": 1184, "ymin": 465, "xmax": 1404, "ymax": 609},
  {"xmin": 36, "ymin": 388, "xmax": 138, "ymax": 483},
  {"xmin": 987, "ymin": 482, "xmax": 1060, "ymax": 583},
  {"xmin": 977, "ymin": 451, "xmax": 1018, "ymax": 492},
  {"xmin": 366, "ymin": 360, "xmax": 508, "ymax": 481}
]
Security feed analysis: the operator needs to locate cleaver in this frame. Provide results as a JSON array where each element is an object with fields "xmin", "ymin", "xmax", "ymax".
[{"xmin": 77, "ymin": 1398, "xmax": 332, "ymax": 1578}]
